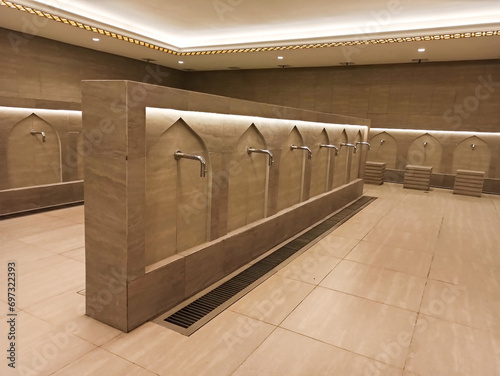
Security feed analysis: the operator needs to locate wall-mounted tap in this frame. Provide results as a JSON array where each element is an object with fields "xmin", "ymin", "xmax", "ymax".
[
  {"xmin": 320, "ymin": 144, "xmax": 339, "ymax": 156},
  {"xmin": 174, "ymin": 150, "xmax": 207, "ymax": 178},
  {"xmin": 339, "ymin": 142, "xmax": 357, "ymax": 154},
  {"xmin": 423, "ymin": 141, "xmax": 428, "ymax": 148},
  {"xmin": 247, "ymin": 147, "xmax": 274, "ymax": 166},
  {"xmin": 355, "ymin": 141, "xmax": 371, "ymax": 150},
  {"xmin": 290, "ymin": 145, "xmax": 312, "ymax": 159},
  {"xmin": 471, "ymin": 143, "xmax": 475, "ymax": 150},
  {"xmin": 380, "ymin": 139, "xmax": 385, "ymax": 144},
  {"xmin": 30, "ymin": 129, "xmax": 46, "ymax": 142}
]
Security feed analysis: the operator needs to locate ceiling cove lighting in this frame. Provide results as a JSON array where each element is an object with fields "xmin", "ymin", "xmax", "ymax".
[
  {"xmin": 278, "ymin": 56, "xmax": 284, "ymax": 59},
  {"xmin": 1, "ymin": 1, "xmax": 499, "ymax": 57},
  {"xmin": 178, "ymin": 61, "xmax": 184, "ymax": 64},
  {"xmin": 418, "ymin": 48, "xmax": 426, "ymax": 52},
  {"xmin": 92, "ymin": 38, "xmax": 100, "ymax": 42}
]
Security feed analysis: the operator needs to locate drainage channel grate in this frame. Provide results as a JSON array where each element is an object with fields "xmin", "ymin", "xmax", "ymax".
[{"xmin": 155, "ymin": 196, "xmax": 376, "ymax": 335}]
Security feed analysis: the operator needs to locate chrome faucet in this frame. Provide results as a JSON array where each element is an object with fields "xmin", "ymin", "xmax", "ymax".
[
  {"xmin": 31, "ymin": 129, "xmax": 46, "ymax": 142},
  {"xmin": 320, "ymin": 144, "xmax": 339, "ymax": 156},
  {"xmin": 174, "ymin": 150, "xmax": 207, "ymax": 177},
  {"xmin": 247, "ymin": 147, "xmax": 274, "ymax": 166},
  {"xmin": 290, "ymin": 145, "xmax": 312, "ymax": 159},
  {"xmin": 339, "ymin": 142, "xmax": 357, "ymax": 154},
  {"xmin": 356, "ymin": 141, "xmax": 371, "ymax": 150}
]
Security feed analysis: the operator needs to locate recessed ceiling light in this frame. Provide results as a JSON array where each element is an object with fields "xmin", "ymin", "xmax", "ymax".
[
  {"xmin": 178, "ymin": 61, "xmax": 184, "ymax": 64},
  {"xmin": 418, "ymin": 48, "xmax": 425, "ymax": 52},
  {"xmin": 277, "ymin": 56, "xmax": 284, "ymax": 60},
  {"xmin": 92, "ymin": 38, "xmax": 100, "ymax": 42}
]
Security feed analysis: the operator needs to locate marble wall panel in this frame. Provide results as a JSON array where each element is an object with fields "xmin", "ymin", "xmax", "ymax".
[
  {"xmin": 332, "ymin": 130, "xmax": 348, "ymax": 188},
  {"xmin": 277, "ymin": 127, "xmax": 306, "ymax": 212},
  {"xmin": 368, "ymin": 132, "xmax": 398, "ymax": 169},
  {"xmin": 310, "ymin": 129, "xmax": 329, "ymax": 198}
]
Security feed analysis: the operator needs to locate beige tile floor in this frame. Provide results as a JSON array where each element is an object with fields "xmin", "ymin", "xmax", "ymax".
[{"xmin": 1, "ymin": 183, "xmax": 500, "ymax": 376}]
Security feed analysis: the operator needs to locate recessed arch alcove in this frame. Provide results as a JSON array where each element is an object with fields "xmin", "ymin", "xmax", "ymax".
[
  {"xmin": 349, "ymin": 131, "xmax": 362, "ymax": 182},
  {"xmin": 6, "ymin": 113, "xmax": 61, "ymax": 189},
  {"xmin": 407, "ymin": 133, "xmax": 442, "ymax": 172},
  {"xmin": 332, "ymin": 130, "xmax": 348, "ymax": 188},
  {"xmin": 452, "ymin": 136, "xmax": 490, "ymax": 176},
  {"xmin": 145, "ymin": 118, "xmax": 210, "ymax": 266},
  {"xmin": 277, "ymin": 126, "xmax": 306, "ymax": 212},
  {"xmin": 368, "ymin": 131, "xmax": 397, "ymax": 168},
  {"xmin": 310, "ymin": 129, "xmax": 329, "ymax": 198},
  {"xmin": 227, "ymin": 124, "xmax": 268, "ymax": 232}
]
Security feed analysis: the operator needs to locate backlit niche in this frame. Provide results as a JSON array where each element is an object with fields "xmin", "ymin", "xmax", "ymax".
[
  {"xmin": 349, "ymin": 130, "xmax": 362, "ymax": 182},
  {"xmin": 407, "ymin": 133, "xmax": 442, "ymax": 172},
  {"xmin": 452, "ymin": 136, "xmax": 490, "ymax": 176},
  {"xmin": 368, "ymin": 131, "xmax": 397, "ymax": 168},
  {"xmin": 309, "ymin": 129, "xmax": 330, "ymax": 197},
  {"xmin": 6, "ymin": 113, "xmax": 61, "ymax": 189},
  {"xmin": 332, "ymin": 129, "xmax": 348, "ymax": 187},
  {"xmin": 277, "ymin": 126, "xmax": 306, "ymax": 212},
  {"xmin": 227, "ymin": 124, "xmax": 269, "ymax": 232},
  {"xmin": 145, "ymin": 119, "xmax": 210, "ymax": 266}
]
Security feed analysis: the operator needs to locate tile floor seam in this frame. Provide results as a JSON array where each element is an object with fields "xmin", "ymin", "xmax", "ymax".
[
  {"xmin": 96, "ymin": 347, "xmax": 161, "ymax": 376},
  {"xmin": 311, "ymin": 285, "xmax": 420, "ymax": 314},
  {"xmin": 335, "ymin": 258, "xmax": 430, "ymax": 280},
  {"xmin": 228, "ymin": 326, "xmax": 280, "ymax": 376},
  {"xmin": 402, "ymin": 215, "xmax": 442, "ymax": 374},
  {"xmin": 313, "ymin": 241, "xmax": 361, "ymax": 287},
  {"xmin": 416, "ymin": 310, "xmax": 500, "ymax": 337},
  {"xmin": 274, "ymin": 326, "xmax": 404, "ymax": 371},
  {"xmin": 226, "ymin": 274, "xmax": 316, "ymax": 328},
  {"xmin": 278, "ymin": 253, "xmax": 343, "ymax": 287}
]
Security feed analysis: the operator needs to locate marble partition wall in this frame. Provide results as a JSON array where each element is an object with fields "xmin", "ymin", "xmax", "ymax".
[
  {"xmin": 0, "ymin": 106, "xmax": 84, "ymax": 215},
  {"xmin": 82, "ymin": 80, "xmax": 370, "ymax": 332},
  {"xmin": 367, "ymin": 128, "xmax": 500, "ymax": 193}
]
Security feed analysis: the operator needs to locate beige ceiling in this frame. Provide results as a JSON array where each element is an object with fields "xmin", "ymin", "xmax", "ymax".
[{"xmin": 1, "ymin": 0, "xmax": 500, "ymax": 70}]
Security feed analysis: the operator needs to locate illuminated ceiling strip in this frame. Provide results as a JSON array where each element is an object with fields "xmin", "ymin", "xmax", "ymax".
[{"xmin": 1, "ymin": 0, "xmax": 499, "ymax": 56}]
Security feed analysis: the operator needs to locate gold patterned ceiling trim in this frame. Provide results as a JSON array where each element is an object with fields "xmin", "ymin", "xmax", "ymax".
[{"xmin": 2, "ymin": 0, "xmax": 499, "ymax": 57}]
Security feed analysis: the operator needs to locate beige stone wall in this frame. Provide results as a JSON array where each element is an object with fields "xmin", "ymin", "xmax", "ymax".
[
  {"xmin": 186, "ymin": 60, "xmax": 500, "ymax": 133},
  {"xmin": 0, "ymin": 27, "xmax": 185, "ymax": 106}
]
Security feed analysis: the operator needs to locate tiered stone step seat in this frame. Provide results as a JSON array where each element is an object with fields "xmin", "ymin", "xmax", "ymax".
[
  {"xmin": 453, "ymin": 169, "xmax": 484, "ymax": 197},
  {"xmin": 404, "ymin": 165, "xmax": 432, "ymax": 191},
  {"xmin": 364, "ymin": 161, "xmax": 385, "ymax": 185}
]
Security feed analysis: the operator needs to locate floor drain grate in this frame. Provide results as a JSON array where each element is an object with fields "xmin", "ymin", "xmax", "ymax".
[{"xmin": 155, "ymin": 195, "xmax": 376, "ymax": 335}]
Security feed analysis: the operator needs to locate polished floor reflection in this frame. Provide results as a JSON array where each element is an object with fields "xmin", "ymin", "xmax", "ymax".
[{"xmin": 1, "ymin": 184, "xmax": 500, "ymax": 376}]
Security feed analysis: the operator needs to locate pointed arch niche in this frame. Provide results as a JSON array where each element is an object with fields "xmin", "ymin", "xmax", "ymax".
[
  {"xmin": 452, "ymin": 136, "xmax": 490, "ymax": 176},
  {"xmin": 6, "ymin": 113, "xmax": 61, "ymax": 189},
  {"xmin": 332, "ymin": 130, "xmax": 348, "ymax": 188},
  {"xmin": 368, "ymin": 131, "xmax": 397, "ymax": 168},
  {"xmin": 227, "ymin": 124, "xmax": 268, "ymax": 232},
  {"xmin": 310, "ymin": 129, "xmax": 329, "ymax": 198},
  {"xmin": 407, "ymin": 133, "xmax": 442, "ymax": 172},
  {"xmin": 277, "ymin": 126, "xmax": 305, "ymax": 212},
  {"xmin": 349, "ymin": 131, "xmax": 362, "ymax": 182},
  {"xmin": 145, "ymin": 118, "xmax": 210, "ymax": 266}
]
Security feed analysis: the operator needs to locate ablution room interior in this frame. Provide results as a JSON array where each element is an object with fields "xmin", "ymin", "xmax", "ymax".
[{"xmin": 1, "ymin": 1, "xmax": 500, "ymax": 375}]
